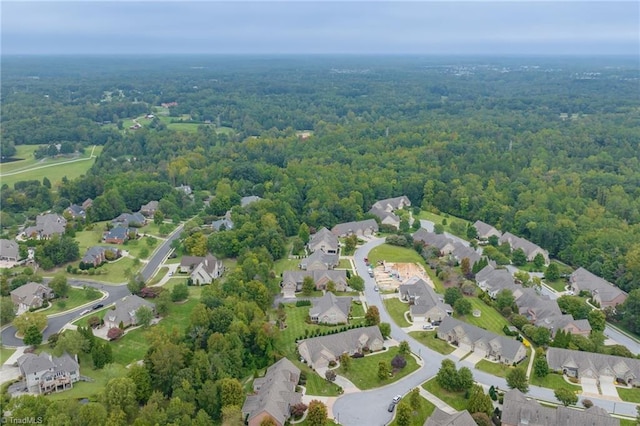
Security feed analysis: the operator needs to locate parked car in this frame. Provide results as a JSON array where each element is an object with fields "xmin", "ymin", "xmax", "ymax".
[
  {"xmin": 387, "ymin": 403, "xmax": 395, "ymax": 412},
  {"xmin": 432, "ymin": 320, "xmax": 442, "ymax": 326},
  {"xmin": 79, "ymin": 309, "xmax": 91, "ymax": 316},
  {"xmin": 92, "ymin": 303, "xmax": 104, "ymax": 310},
  {"xmin": 374, "ymin": 286, "xmax": 379, "ymax": 292},
  {"xmin": 392, "ymin": 395, "xmax": 402, "ymax": 404},
  {"xmin": 422, "ymin": 322, "xmax": 434, "ymax": 330}
]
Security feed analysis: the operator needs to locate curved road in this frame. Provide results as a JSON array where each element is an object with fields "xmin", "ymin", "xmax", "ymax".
[
  {"xmin": 1, "ymin": 224, "xmax": 184, "ymax": 347},
  {"xmin": 332, "ymin": 238, "xmax": 638, "ymax": 425}
]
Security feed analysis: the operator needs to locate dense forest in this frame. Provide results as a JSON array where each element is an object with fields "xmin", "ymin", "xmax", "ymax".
[{"xmin": 2, "ymin": 55, "xmax": 639, "ymax": 292}]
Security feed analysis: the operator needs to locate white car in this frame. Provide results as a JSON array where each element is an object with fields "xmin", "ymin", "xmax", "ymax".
[
  {"xmin": 392, "ymin": 395, "xmax": 402, "ymax": 404},
  {"xmin": 422, "ymin": 323, "xmax": 434, "ymax": 330},
  {"xmin": 79, "ymin": 309, "xmax": 91, "ymax": 316}
]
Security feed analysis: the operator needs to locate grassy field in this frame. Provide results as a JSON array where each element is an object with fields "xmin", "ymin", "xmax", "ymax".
[
  {"xmin": 70, "ymin": 257, "xmax": 139, "ymax": 284},
  {"xmin": 422, "ymin": 378, "xmax": 468, "ymax": 411},
  {"xmin": 530, "ymin": 372, "xmax": 581, "ymax": 391},
  {"xmin": 141, "ymin": 222, "xmax": 177, "ymax": 238},
  {"xmin": 0, "ymin": 347, "xmax": 16, "ymax": 364},
  {"xmin": 416, "ymin": 211, "xmax": 470, "ymax": 238},
  {"xmin": 408, "ymin": 331, "xmax": 455, "ymax": 355},
  {"xmin": 0, "ymin": 145, "xmax": 46, "ymax": 173},
  {"xmin": 617, "ymin": 386, "xmax": 640, "ymax": 403},
  {"xmin": 545, "ymin": 279, "xmax": 568, "ymax": 292},
  {"xmin": 38, "ymin": 287, "xmax": 102, "ymax": 316},
  {"xmin": 454, "ymin": 297, "xmax": 510, "ymax": 335},
  {"xmin": 1, "ymin": 146, "xmax": 103, "ymax": 189},
  {"xmin": 274, "ymin": 258, "xmax": 300, "ymax": 276},
  {"xmin": 110, "ymin": 287, "xmax": 201, "ymax": 365},
  {"xmin": 475, "ymin": 360, "xmax": 513, "ymax": 378},
  {"xmin": 619, "ymin": 418, "xmax": 637, "ymax": 426},
  {"xmin": 389, "ymin": 396, "xmax": 436, "ymax": 426},
  {"xmin": 383, "ymin": 297, "xmax": 411, "ymax": 327},
  {"xmin": 75, "ymin": 224, "xmax": 154, "ymax": 260},
  {"xmin": 336, "ymin": 347, "xmax": 419, "ymax": 390}
]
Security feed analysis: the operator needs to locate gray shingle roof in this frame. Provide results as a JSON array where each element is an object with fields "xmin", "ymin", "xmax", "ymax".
[
  {"xmin": 299, "ymin": 326, "xmax": 383, "ymax": 365},
  {"xmin": 473, "ymin": 220, "xmax": 502, "ymax": 239},
  {"xmin": 308, "ymin": 227, "xmax": 339, "ymax": 253},
  {"xmin": 451, "ymin": 242, "xmax": 481, "ymax": 265},
  {"xmin": 299, "ymin": 250, "xmax": 339, "ymax": 270},
  {"xmin": 547, "ymin": 347, "xmax": 640, "ymax": 381},
  {"xmin": 502, "ymin": 389, "xmax": 619, "ymax": 426},
  {"xmin": 24, "ymin": 213, "xmax": 67, "ymax": 238},
  {"xmin": 0, "ymin": 239, "xmax": 19, "ymax": 260},
  {"xmin": 331, "ymin": 219, "xmax": 378, "ymax": 236},
  {"xmin": 309, "ymin": 292, "xmax": 352, "ymax": 319},
  {"xmin": 425, "ymin": 408, "xmax": 476, "ymax": 426},
  {"xmin": 104, "ymin": 295, "xmax": 155, "ymax": 326},
  {"xmin": 240, "ymin": 196, "xmax": 262, "ymax": 207},
  {"xmin": 499, "ymin": 232, "xmax": 548, "ymax": 260},
  {"xmin": 17, "ymin": 352, "xmax": 78, "ymax": 376},
  {"xmin": 437, "ymin": 317, "xmax": 525, "ymax": 362},
  {"xmin": 570, "ymin": 267, "xmax": 627, "ymax": 304},
  {"xmin": 398, "ymin": 276, "xmax": 452, "ymax": 317},
  {"xmin": 371, "ymin": 196, "xmax": 411, "ymax": 211},
  {"xmin": 10, "ymin": 282, "xmax": 54, "ymax": 307},
  {"xmin": 113, "ymin": 212, "xmax": 145, "ymax": 226},
  {"xmin": 413, "ymin": 229, "xmax": 454, "ymax": 250}
]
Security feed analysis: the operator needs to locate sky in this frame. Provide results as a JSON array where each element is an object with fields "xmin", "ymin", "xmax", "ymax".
[{"xmin": 1, "ymin": 1, "xmax": 639, "ymax": 55}]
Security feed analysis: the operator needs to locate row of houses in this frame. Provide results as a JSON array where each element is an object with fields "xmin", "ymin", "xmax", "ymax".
[
  {"xmin": 473, "ymin": 220, "xmax": 550, "ymax": 264},
  {"xmin": 476, "ymin": 264, "xmax": 592, "ymax": 337},
  {"xmin": 413, "ymin": 228, "xmax": 482, "ymax": 267}
]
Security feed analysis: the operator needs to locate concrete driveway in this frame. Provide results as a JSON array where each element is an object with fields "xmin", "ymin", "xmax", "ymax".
[
  {"xmin": 599, "ymin": 376, "xmax": 620, "ymax": 399},
  {"xmin": 463, "ymin": 352, "xmax": 484, "ymax": 366},
  {"xmin": 450, "ymin": 347, "xmax": 470, "ymax": 359},
  {"xmin": 581, "ymin": 377, "xmax": 599, "ymax": 396}
]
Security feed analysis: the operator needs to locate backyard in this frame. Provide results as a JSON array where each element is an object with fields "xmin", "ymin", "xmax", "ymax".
[
  {"xmin": 415, "ymin": 210, "xmax": 470, "ymax": 239},
  {"xmin": 383, "ymin": 297, "xmax": 411, "ymax": 327},
  {"xmin": 46, "ymin": 355, "xmax": 127, "ymax": 401},
  {"xmin": 367, "ymin": 244, "xmax": 445, "ymax": 292},
  {"xmin": 408, "ymin": 331, "xmax": 455, "ymax": 355},
  {"xmin": 454, "ymin": 296, "xmax": 511, "ymax": 335},
  {"xmin": 336, "ymin": 346, "xmax": 419, "ymax": 390}
]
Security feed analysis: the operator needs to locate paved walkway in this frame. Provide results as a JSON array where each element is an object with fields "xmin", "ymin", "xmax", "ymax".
[
  {"xmin": 418, "ymin": 387, "xmax": 456, "ymax": 414},
  {"xmin": 1, "ymin": 346, "xmax": 29, "ymax": 385}
]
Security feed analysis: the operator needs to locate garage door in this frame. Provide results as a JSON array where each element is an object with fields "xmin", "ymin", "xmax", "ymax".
[
  {"xmin": 599, "ymin": 376, "xmax": 619, "ymax": 398},
  {"xmin": 459, "ymin": 342, "xmax": 472, "ymax": 353}
]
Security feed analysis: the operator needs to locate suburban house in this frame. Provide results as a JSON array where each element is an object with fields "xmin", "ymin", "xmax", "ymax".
[
  {"xmin": 499, "ymin": 232, "xmax": 550, "ymax": 264},
  {"xmin": 241, "ymin": 358, "xmax": 302, "ymax": 426},
  {"xmin": 398, "ymin": 276, "xmax": 452, "ymax": 324},
  {"xmin": 281, "ymin": 270, "xmax": 348, "ymax": 296},
  {"xmin": 80, "ymin": 246, "xmax": 121, "ymax": 268},
  {"xmin": 81, "ymin": 198, "xmax": 93, "ymax": 210},
  {"xmin": 175, "ymin": 184, "xmax": 192, "ymax": 195},
  {"xmin": 437, "ymin": 317, "xmax": 527, "ymax": 365},
  {"xmin": 513, "ymin": 287, "xmax": 591, "ymax": 337},
  {"xmin": 331, "ymin": 219, "xmax": 379, "ymax": 237},
  {"xmin": 450, "ymin": 242, "xmax": 482, "ymax": 268},
  {"xmin": 65, "ymin": 204, "xmax": 86, "ymax": 220},
  {"xmin": 569, "ymin": 267, "xmax": 628, "ymax": 309},
  {"xmin": 241, "ymin": 195, "xmax": 262, "ymax": 207},
  {"xmin": 0, "ymin": 239, "xmax": 20, "ymax": 262},
  {"xmin": 22, "ymin": 213, "xmax": 67, "ymax": 240},
  {"xmin": 425, "ymin": 409, "xmax": 476, "ymax": 426},
  {"xmin": 103, "ymin": 295, "xmax": 156, "ymax": 330},
  {"xmin": 212, "ymin": 210, "xmax": 234, "ymax": 231},
  {"xmin": 112, "ymin": 212, "xmax": 146, "ymax": 227},
  {"xmin": 547, "ymin": 347, "xmax": 640, "ymax": 387},
  {"xmin": 103, "ymin": 225, "xmax": 136, "ymax": 244},
  {"xmin": 186, "ymin": 254, "xmax": 224, "ymax": 285},
  {"xmin": 307, "ymin": 227, "xmax": 339, "ymax": 254},
  {"xmin": 413, "ymin": 229, "xmax": 456, "ymax": 255},
  {"xmin": 11, "ymin": 282, "xmax": 55, "ymax": 313},
  {"xmin": 309, "ymin": 292, "xmax": 352, "ymax": 325},
  {"xmin": 501, "ymin": 389, "xmax": 619, "ymax": 426},
  {"xmin": 367, "ymin": 196, "xmax": 411, "ymax": 229},
  {"xmin": 473, "ymin": 220, "xmax": 502, "ymax": 240},
  {"xmin": 475, "ymin": 265, "xmax": 518, "ymax": 298},
  {"xmin": 139, "ymin": 200, "xmax": 159, "ymax": 216},
  {"xmin": 297, "ymin": 326, "xmax": 384, "ymax": 370},
  {"xmin": 17, "ymin": 352, "xmax": 80, "ymax": 394},
  {"xmin": 298, "ymin": 250, "xmax": 339, "ymax": 271}
]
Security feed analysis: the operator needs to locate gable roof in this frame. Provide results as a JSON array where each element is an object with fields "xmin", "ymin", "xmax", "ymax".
[
  {"xmin": 438, "ymin": 317, "xmax": 525, "ymax": 362},
  {"xmin": 299, "ymin": 250, "xmax": 339, "ymax": 270},
  {"xmin": 413, "ymin": 229, "xmax": 454, "ymax": 250},
  {"xmin": 0, "ymin": 239, "xmax": 19, "ymax": 259},
  {"xmin": 104, "ymin": 226, "xmax": 130, "ymax": 241},
  {"xmin": 299, "ymin": 326, "xmax": 383, "ymax": 364},
  {"xmin": 331, "ymin": 219, "xmax": 379, "ymax": 236},
  {"xmin": 309, "ymin": 292, "xmax": 352, "ymax": 319},
  {"xmin": 241, "ymin": 195, "xmax": 262, "ymax": 207},
  {"xmin": 17, "ymin": 352, "xmax": 78, "ymax": 376},
  {"xmin": 81, "ymin": 246, "xmax": 119, "ymax": 264},
  {"xmin": 140, "ymin": 200, "xmax": 159, "ymax": 212},
  {"xmin": 308, "ymin": 227, "xmax": 339, "ymax": 252},
  {"xmin": 242, "ymin": 358, "xmax": 301, "ymax": 426},
  {"xmin": 112, "ymin": 212, "xmax": 145, "ymax": 226},
  {"xmin": 66, "ymin": 204, "xmax": 86, "ymax": 218},
  {"xmin": 10, "ymin": 282, "xmax": 53, "ymax": 306},
  {"xmin": 199, "ymin": 254, "xmax": 222, "ymax": 275},
  {"xmin": 570, "ymin": 267, "xmax": 627, "ymax": 304},
  {"xmin": 368, "ymin": 206, "xmax": 400, "ymax": 225},
  {"xmin": 24, "ymin": 213, "xmax": 67, "ymax": 238},
  {"xmin": 104, "ymin": 295, "xmax": 155, "ymax": 326},
  {"xmin": 451, "ymin": 242, "xmax": 481, "ymax": 265},
  {"xmin": 547, "ymin": 347, "xmax": 640, "ymax": 381},
  {"xmin": 502, "ymin": 389, "xmax": 619, "ymax": 426},
  {"xmin": 425, "ymin": 408, "xmax": 476, "ymax": 426},
  {"xmin": 399, "ymin": 276, "xmax": 452, "ymax": 317},
  {"xmin": 499, "ymin": 232, "xmax": 548, "ymax": 259},
  {"xmin": 473, "ymin": 220, "xmax": 502, "ymax": 239},
  {"xmin": 371, "ymin": 196, "xmax": 411, "ymax": 212},
  {"xmin": 475, "ymin": 265, "xmax": 518, "ymax": 294}
]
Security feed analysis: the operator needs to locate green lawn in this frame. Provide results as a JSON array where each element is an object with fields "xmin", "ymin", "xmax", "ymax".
[
  {"xmin": 290, "ymin": 359, "xmax": 342, "ymax": 397},
  {"xmin": 416, "ymin": 211, "xmax": 470, "ymax": 238},
  {"xmin": 0, "ymin": 347, "xmax": 16, "ymax": 364},
  {"xmin": 408, "ymin": 331, "xmax": 455, "ymax": 355},
  {"xmin": 140, "ymin": 222, "xmax": 176, "ymax": 238},
  {"xmin": 73, "ymin": 306, "xmax": 113, "ymax": 327},
  {"xmin": 475, "ymin": 360, "xmax": 513, "ymax": 378},
  {"xmin": 389, "ymin": 396, "xmax": 436, "ymax": 426},
  {"xmin": 148, "ymin": 267, "xmax": 169, "ymax": 285},
  {"xmin": 336, "ymin": 347, "xmax": 419, "ymax": 390},
  {"xmin": 1, "ymin": 146, "xmax": 103, "ymax": 189},
  {"xmin": 383, "ymin": 297, "xmax": 411, "ymax": 327},
  {"xmin": 454, "ymin": 297, "xmax": 510, "ymax": 335},
  {"xmin": 0, "ymin": 145, "xmax": 46, "ymax": 173},
  {"xmin": 545, "ymin": 279, "xmax": 568, "ymax": 292},
  {"xmin": 274, "ymin": 258, "xmax": 301, "ymax": 276},
  {"xmin": 75, "ymin": 222, "xmax": 154, "ymax": 260},
  {"xmin": 530, "ymin": 372, "xmax": 581, "ymax": 391},
  {"xmin": 619, "ymin": 418, "xmax": 637, "ymax": 426},
  {"xmin": 69, "ymin": 257, "xmax": 139, "ymax": 284},
  {"xmin": 422, "ymin": 378, "xmax": 467, "ymax": 411},
  {"xmin": 38, "ymin": 287, "xmax": 102, "ymax": 316},
  {"xmin": 617, "ymin": 386, "xmax": 640, "ymax": 403},
  {"xmin": 367, "ymin": 244, "xmax": 444, "ymax": 292},
  {"xmin": 338, "ymin": 259, "xmax": 353, "ymax": 270},
  {"xmin": 350, "ymin": 301, "xmax": 365, "ymax": 318}
]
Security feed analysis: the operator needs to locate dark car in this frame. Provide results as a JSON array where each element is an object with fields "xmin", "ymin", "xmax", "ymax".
[
  {"xmin": 92, "ymin": 303, "xmax": 104, "ymax": 310},
  {"xmin": 387, "ymin": 403, "xmax": 395, "ymax": 412}
]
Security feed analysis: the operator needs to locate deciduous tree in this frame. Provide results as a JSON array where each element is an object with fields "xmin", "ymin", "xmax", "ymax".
[
  {"xmin": 365, "ymin": 305, "xmax": 380, "ymax": 326},
  {"xmin": 306, "ymin": 400, "xmax": 327, "ymax": 426},
  {"xmin": 506, "ymin": 367, "xmax": 529, "ymax": 393},
  {"xmin": 554, "ymin": 387, "xmax": 578, "ymax": 406}
]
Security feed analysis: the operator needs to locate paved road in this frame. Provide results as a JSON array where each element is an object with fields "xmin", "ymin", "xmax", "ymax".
[
  {"xmin": 140, "ymin": 224, "xmax": 184, "ymax": 282},
  {"xmin": 2, "ymin": 225, "xmax": 183, "ymax": 347},
  {"xmin": 1, "ymin": 280, "xmax": 130, "ymax": 347},
  {"xmin": 332, "ymin": 237, "xmax": 639, "ymax": 425}
]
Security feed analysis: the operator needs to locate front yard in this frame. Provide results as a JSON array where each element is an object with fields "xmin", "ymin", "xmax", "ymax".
[
  {"xmin": 530, "ymin": 372, "xmax": 581, "ymax": 392},
  {"xmin": 383, "ymin": 297, "xmax": 411, "ymax": 327},
  {"xmin": 0, "ymin": 347, "xmax": 16, "ymax": 364},
  {"xmin": 408, "ymin": 331, "xmax": 455, "ymax": 355},
  {"xmin": 37, "ymin": 287, "xmax": 103, "ymax": 316},
  {"xmin": 389, "ymin": 395, "xmax": 436, "ymax": 426},
  {"xmin": 616, "ymin": 386, "xmax": 640, "ymax": 403},
  {"xmin": 335, "ymin": 346, "xmax": 419, "ymax": 390},
  {"xmin": 422, "ymin": 378, "xmax": 467, "ymax": 411},
  {"xmin": 475, "ymin": 360, "xmax": 512, "ymax": 378},
  {"xmin": 454, "ymin": 296, "xmax": 511, "ymax": 335}
]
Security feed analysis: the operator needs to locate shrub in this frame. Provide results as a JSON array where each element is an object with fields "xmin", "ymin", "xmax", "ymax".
[
  {"xmin": 391, "ymin": 355, "xmax": 407, "ymax": 370},
  {"xmin": 107, "ymin": 327, "xmax": 123, "ymax": 340},
  {"xmin": 352, "ymin": 352, "xmax": 364, "ymax": 359},
  {"xmin": 325, "ymin": 370, "xmax": 336, "ymax": 382},
  {"xmin": 290, "ymin": 402, "xmax": 308, "ymax": 419},
  {"xmin": 328, "ymin": 360, "xmax": 337, "ymax": 367},
  {"xmin": 295, "ymin": 299, "xmax": 312, "ymax": 307}
]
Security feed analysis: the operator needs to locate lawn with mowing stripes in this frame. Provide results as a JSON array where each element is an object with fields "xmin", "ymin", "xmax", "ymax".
[
  {"xmin": 616, "ymin": 386, "xmax": 640, "ymax": 403},
  {"xmin": 0, "ymin": 347, "xmax": 16, "ymax": 364},
  {"xmin": 389, "ymin": 396, "xmax": 436, "ymax": 426},
  {"xmin": 422, "ymin": 378, "xmax": 468, "ymax": 411},
  {"xmin": 350, "ymin": 301, "xmax": 365, "ymax": 319},
  {"xmin": 454, "ymin": 296, "xmax": 510, "ymax": 335},
  {"xmin": 530, "ymin": 372, "xmax": 580, "ymax": 391},
  {"xmin": 409, "ymin": 331, "xmax": 455, "ymax": 355},
  {"xmin": 336, "ymin": 346, "xmax": 419, "ymax": 390},
  {"xmin": 383, "ymin": 297, "xmax": 411, "ymax": 327},
  {"xmin": 289, "ymin": 358, "xmax": 342, "ymax": 397},
  {"xmin": 274, "ymin": 258, "xmax": 300, "ymax": 276}
]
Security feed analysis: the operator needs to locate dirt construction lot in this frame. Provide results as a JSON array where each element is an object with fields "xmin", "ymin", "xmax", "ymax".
[{"xmin": 393, "ymin": 262, "xmax": 428, "ymax": 283}]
